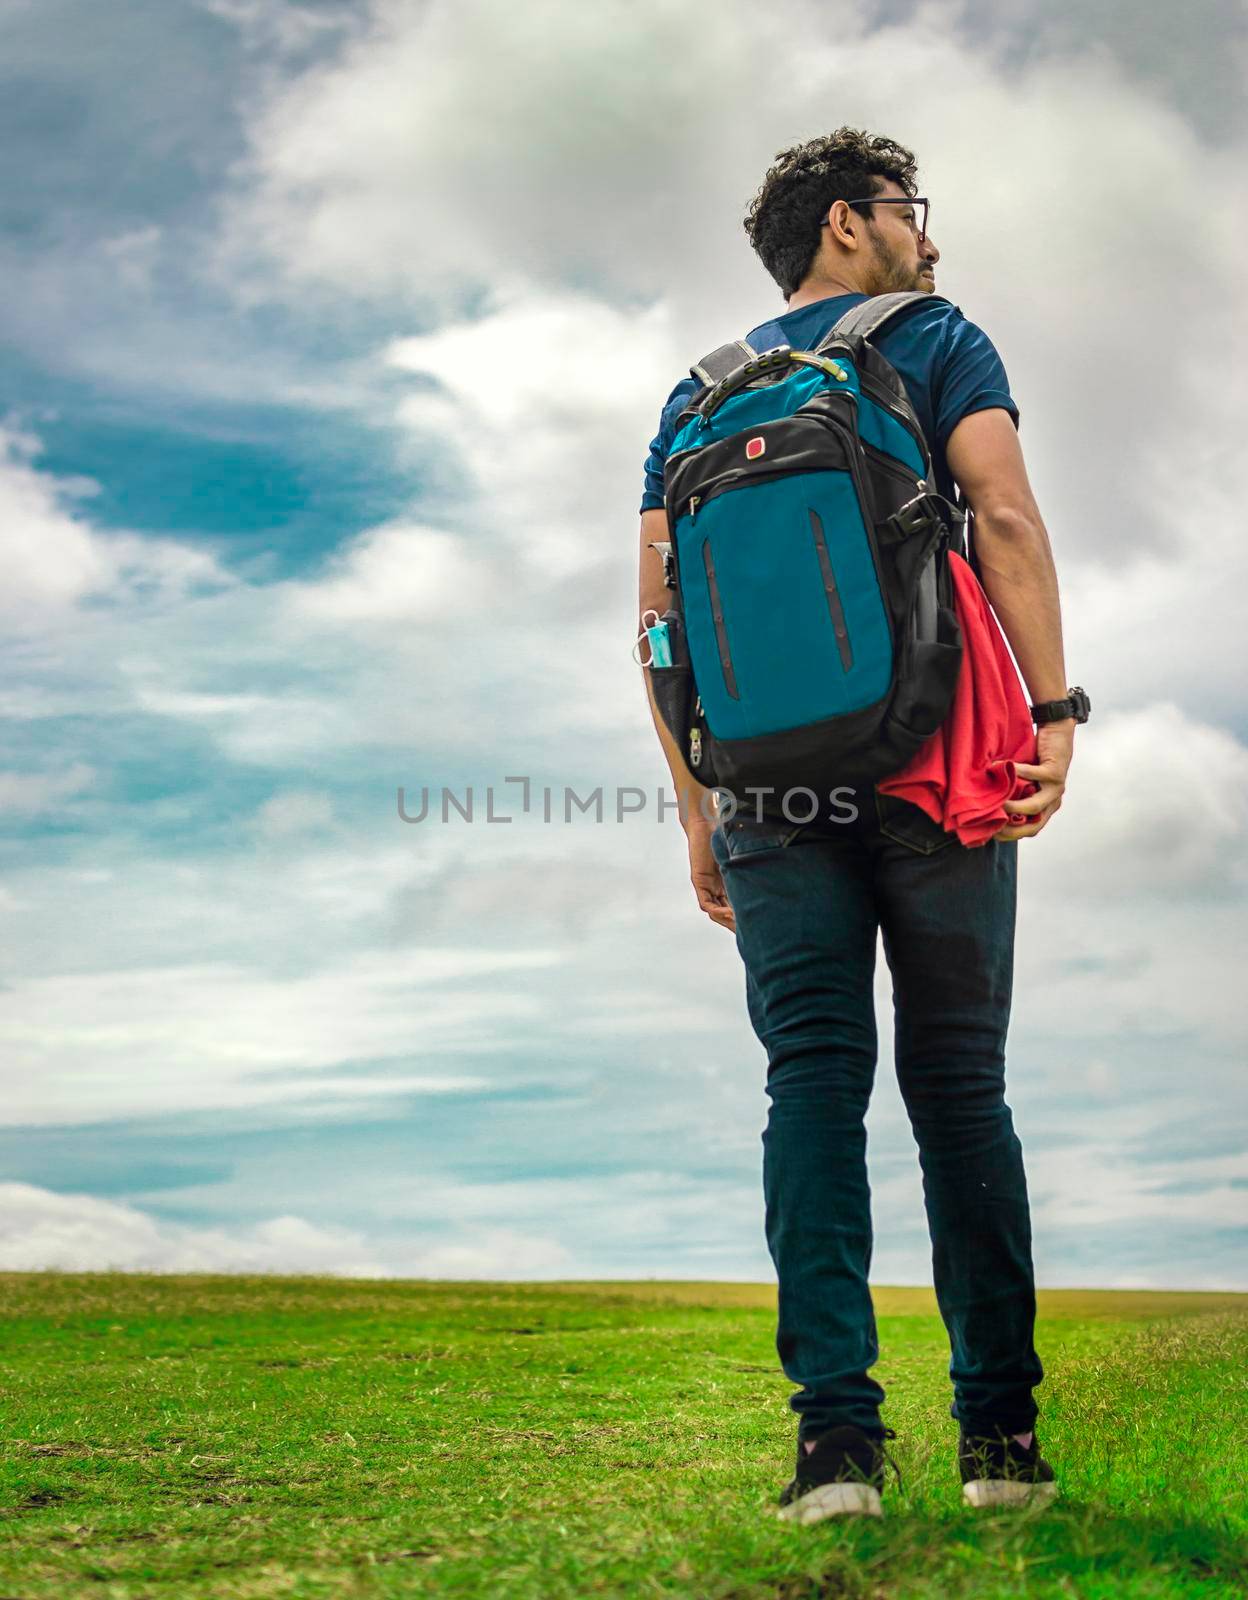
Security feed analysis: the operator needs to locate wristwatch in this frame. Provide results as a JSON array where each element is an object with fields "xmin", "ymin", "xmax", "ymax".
[{"xmin": 1029, "ymin": 686, "xmax": 1091, "ymax": 725}]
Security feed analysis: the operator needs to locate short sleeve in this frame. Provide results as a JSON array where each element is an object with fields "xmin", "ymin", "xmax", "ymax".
[
  {"xmin": 640, "ymin": 379, "xmax": 698, "ymax": 513},
  {"xmin": 932, "ymin": 313, "xmax": 1020, "ymax": 449},
  {"xmin": 640, "ymin": 417, "xmax": 668, "ymax": 512}
]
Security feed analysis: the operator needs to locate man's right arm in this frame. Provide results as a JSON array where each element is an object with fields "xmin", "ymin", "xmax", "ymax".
[
  {"xmin": 945, "ymin": 407, "xmax": 1076, "ymax": 838},
  {"xmin": 639, "ymin": 511, "xmax": 707, "ymax": 809},
  {"xmin": 638, "ymin": 507, "xmax": 735, "ymax": 929}
]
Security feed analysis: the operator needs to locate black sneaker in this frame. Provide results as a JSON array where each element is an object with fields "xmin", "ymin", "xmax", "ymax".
[
  {"xmin": 958, "ymin": 1426, "xmax": 1059, "ymax": 1509},
  {"xmin": 775, "ymin": 1424, "xmax": 901, "ymax": 1523}
]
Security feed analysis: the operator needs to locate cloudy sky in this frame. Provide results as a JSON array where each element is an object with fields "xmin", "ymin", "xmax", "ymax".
[{"xmin": 1, "ymin": 0, "xmax": 1245, "ymax": 1287}]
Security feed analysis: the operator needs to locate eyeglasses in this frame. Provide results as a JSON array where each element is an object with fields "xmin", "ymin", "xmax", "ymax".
[{"xmin": 823, "ymin": 196, "xmax": 929, "ymax": 245}]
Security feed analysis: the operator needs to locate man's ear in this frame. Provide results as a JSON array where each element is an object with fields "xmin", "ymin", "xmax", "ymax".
[{"xmin": 826, "ymin": 199, "xmax": 867, "ymax": 253}]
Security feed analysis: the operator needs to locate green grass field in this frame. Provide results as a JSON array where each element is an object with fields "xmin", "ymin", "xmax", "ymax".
[{"xmin": 1, "ymin": 1274, "xmax": 1244, "ymax": 1599}]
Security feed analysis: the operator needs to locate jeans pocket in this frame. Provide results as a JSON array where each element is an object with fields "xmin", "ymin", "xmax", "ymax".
[
  {"xmin": 717, "ymin": 814, "xmax": 807, "ymax": 862},
  {"xmin": 874, "ymin": 787, "xmax": 956, "ymax": 855}
]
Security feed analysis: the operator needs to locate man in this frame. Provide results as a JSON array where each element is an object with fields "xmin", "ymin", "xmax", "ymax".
[{"xmin": 637, "ymin": 129, "xmax": 1078, "ymax": 1522}]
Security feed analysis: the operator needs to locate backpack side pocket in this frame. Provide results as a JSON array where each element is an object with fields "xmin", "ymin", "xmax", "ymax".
[
  {"xmin": 875, "ymin": 512, "xmax": 962, "ymax": 740},
  {"xmin": 647, "ymin": 611, "xmax": 715, "ymax": 783},
  {"xmin": 892, "ymin": 593, "xmax": 962, "ymax": 737}
]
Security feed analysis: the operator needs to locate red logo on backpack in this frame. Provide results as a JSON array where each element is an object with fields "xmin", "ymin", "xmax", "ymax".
[{"xmin": 745, "ymin": 436, "xmax": 766, "ymax": 460}]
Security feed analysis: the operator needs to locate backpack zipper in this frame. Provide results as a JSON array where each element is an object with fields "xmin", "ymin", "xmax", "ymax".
[
  {"xmin": 817, "ymin": 408, "xmax": 896, "ymax": 651},
  {"xmin": 863, "ymin": 440, "xmax": 925, "ymax": 492},
  {"xmin": 701, "ymin": 541, "xmax": 739, "ymax": 700},
  {"xmin": 808, "ymin": 506, "xmax": 855, "ymax": 673},
  {"xmin": 676, "ymin": 424, "xmax": 852, "ymax": 521}
]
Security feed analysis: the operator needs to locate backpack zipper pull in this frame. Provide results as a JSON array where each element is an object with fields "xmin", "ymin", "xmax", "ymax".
[
  {"xmin": 689, "ymin": 494, "xmax": 701, "ymax": 521},
  {"xmin": 689, "ymin": 727, "xmax": 703, "ymax": 768}
]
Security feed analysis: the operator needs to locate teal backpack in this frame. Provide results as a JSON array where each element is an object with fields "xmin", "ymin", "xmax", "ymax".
[{"xmin": 649, "ymin": 291, "xmax": 968, "ymax": 805}]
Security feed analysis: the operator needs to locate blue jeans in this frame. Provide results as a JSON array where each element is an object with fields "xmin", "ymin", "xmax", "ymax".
[{"xmin": 710, "ymin": 786, "xmax": 1044, "ymax": 1443}]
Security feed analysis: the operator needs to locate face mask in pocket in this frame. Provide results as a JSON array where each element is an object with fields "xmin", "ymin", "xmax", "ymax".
[{"xmin": 632, "ymin": 609, "xmax": 673, "ymax": 668}]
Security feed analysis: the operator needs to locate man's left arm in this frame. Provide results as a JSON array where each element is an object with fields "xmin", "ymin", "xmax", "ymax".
[{"xmin": 945, "ymin": 406, "xmax": 1075, "ymax": 840}]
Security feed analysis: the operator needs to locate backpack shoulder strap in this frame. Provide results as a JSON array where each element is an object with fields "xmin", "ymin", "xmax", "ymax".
[
  {"xmin": 824, "ymin": 291, "xmax": 979, "ymax": 566},
  {"xmin": 822, "ymin": 290, "xmax": 953, "ymax": 346},
  {"xmin": 689, "ymin": 338, "xmax": 758, "ymax": 388}
]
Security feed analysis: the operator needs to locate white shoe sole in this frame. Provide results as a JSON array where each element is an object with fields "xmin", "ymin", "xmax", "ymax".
[
  {"xmin": 776, "ymin": 1482, "xmax": 884, "ymax": 1523},
  {"xmin": 962, "ymin": 1477, "xmax": 1059, "ymax": 1509}
]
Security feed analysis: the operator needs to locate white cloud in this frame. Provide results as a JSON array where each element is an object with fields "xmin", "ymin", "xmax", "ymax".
[
  {"xmin": 99, "ymin": 224, "xmax": 164, "ymax": 293},
  {"xmin": 207, "ymin": 0, "xmax": 777, "ymax": 312},
  {"xmin": 0, "ymin": 420, "xmax": 236, "ymax": 629},
  {"xmin": 285, "ymin": 523, "xmax": 500, "ymax": 624},
  {"xmin": 195, "ymin": 0, "xmax": 361, "ymax": 61},
  {"xmin": 0, "ymin": 761, "xmax": 95, "ymax": 817},
  {"xmin": 207, "ymin": 0, "xmax": 1238, "ymax": 352},
  {"xmin": 384, "ymin": 292, "xmax": 677, "ymax": 573},
  {"xmin": 0, "ymin": 945, "xmax": 556, "ymax": 1125},
  {"xmin": 252, "ymin": 788, "xmax": 336, "ymax": 837},
  {"xmin": 1058, "ymin": 537, "xmax": 1248, "ymax": 732},
  {"xmin": 1030, "ymin": 1144, "xmax": 1248, "ymax": 1235},
  {"xmin": 1025, "ymin": 705, "xmax": 1248, "ymax": 901},
  {"xmin": 0, "ymin": 1182, "xmax": 573, "ymax": 1277}
]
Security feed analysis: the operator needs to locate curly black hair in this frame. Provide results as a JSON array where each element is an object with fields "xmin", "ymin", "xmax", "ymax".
[{"xmin": 743, "ymin": 128, "xmax": 919, "ymax": 299}]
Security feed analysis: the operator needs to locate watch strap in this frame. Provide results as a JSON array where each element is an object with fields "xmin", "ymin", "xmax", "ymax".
[
  {"xmin": 1030, "ymin": 697, "xmax": 1075, "ymax": 724},
  {"xmin": 1029, "ymin": 686, "xmax": 1090, "ymax": 724}
]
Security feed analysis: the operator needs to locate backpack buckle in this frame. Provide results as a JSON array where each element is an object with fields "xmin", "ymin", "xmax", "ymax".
[
  {"xmin": 879, "ymin": 493, "xmax": 941, "ymax": 545},
  {"xmin": 648, "ymin": 540, "xmax": 676, "ymax": 588},
  {"xmin": 879, "ymin": 491, "xmax": 963, "ymax": 547}
]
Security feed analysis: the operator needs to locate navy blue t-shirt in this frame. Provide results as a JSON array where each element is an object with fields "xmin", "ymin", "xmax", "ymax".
[{"xmin": 640, "ymin": 293, "xmax": 1019, "ymax": 513}]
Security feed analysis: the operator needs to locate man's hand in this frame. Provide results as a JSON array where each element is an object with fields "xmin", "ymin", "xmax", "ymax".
[
  {"xmin": 992, "ymin": 721, "xmax": 1075, "ymax": 841},
  {"xmin": 686, "ymin": 813, "xmax": 735, "ymax": 931}
]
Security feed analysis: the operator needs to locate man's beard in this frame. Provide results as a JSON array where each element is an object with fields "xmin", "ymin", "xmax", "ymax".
[{"xmin": 867, "ymin": 228, "xmax": 931, "ymax": 293}]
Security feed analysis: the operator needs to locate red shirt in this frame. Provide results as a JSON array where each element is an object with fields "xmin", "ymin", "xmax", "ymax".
[{"xmin": 876, "ymin": 551, "xmax": 1039, "ymax": 847}]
